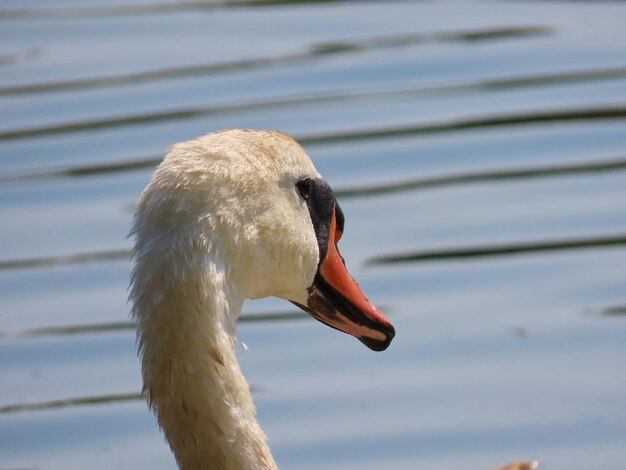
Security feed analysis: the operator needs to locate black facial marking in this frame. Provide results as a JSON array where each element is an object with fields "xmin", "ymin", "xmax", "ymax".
[
  {"xmin": 335, "ymin": 200, "xmax": 345, "ymax": 235},
  {"xmin": 296, "ymin": 179, "xmax": 310, "ymax": 201},
  {"xmin": 296, "ymin": 177, "xmax": 337, "ymax": 261}
]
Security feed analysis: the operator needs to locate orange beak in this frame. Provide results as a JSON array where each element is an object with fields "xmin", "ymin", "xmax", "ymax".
[{"xmin": 294, "ymin": 205, "xmax": 395, "ymax": 351}]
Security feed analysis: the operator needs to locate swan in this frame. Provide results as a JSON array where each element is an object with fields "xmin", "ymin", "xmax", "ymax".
[{"xmin": 129, "ymin": 129, "xmax": 395, "ymax": 469}]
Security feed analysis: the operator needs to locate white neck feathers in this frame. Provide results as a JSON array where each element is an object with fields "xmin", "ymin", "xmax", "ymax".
[{"xmin": 130, "ymin": 182, "xmax": 277, "ymax": 470}]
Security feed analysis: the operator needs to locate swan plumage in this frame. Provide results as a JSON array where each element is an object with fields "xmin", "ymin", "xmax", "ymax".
[{"xmin": 129, "ymin": 129, "xmax": 394, "ymax": 469}]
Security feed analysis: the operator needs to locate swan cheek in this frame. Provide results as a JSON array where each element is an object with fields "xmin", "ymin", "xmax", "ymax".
[
  {"xmin": 272, "ymin": 234, "xmax": 319, "ymax": 305},
  {"xmin": 239, "ymin": 217, "xmax": 319, "ymax": 304}
]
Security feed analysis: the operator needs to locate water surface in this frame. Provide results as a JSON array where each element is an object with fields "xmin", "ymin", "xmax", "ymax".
[{"xmin": 1, "ymin": 1, "xmax": 626, "ymax": 469}]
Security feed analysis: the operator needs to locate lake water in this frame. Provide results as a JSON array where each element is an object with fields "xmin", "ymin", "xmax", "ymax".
[{"xmin": 1, "ymin": 1, "xmax": 626, "ymax": 469}]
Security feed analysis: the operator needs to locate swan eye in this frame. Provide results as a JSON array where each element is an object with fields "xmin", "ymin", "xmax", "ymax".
[{"xmin": 296, "ymin": 179, "xmax": 310, "ymax": 201}]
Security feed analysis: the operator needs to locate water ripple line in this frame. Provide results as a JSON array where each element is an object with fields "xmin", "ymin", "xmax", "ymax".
[
  {"xmin": 367, "ymin": 234, "xmax": 626, "ymax": 265},
  {"xmin": 0, "ymin": 0, "xmax": 365, "ymax": 20},
  {"xmin": 297, "ymin": 106, "xmax": 626, "ymax": 146},
  {"xmin": 0, "ymin": 25, "xmax": 549, "ymax": 96},
  {"xmin": 334, "ymin": 157, "xmax": 626, "ymax": 198},
  {"xmin": 1, "ymin": 102, "xmax": 625, "ymax": 144},
  {"xmin": 0, "ymin": 311, "xmax": 310, "ymax": 340},
  {"xmin": 0, "ymin": 387, "xmax": 258, "ymax": 414},
  {"xmin": 2, "ymin": 64, "xmax": 625, "ymax": 143},
  {"xmin": 0, "ymin": 392, "xmax": 142, "ymax": 414},
  {"xmin": 0, "ymin": 249, "xmax": 130, "ymax": 271}
]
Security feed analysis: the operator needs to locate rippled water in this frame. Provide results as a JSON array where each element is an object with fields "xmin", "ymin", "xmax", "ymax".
[{"xmin": 1, "ymin": 1, "xmax": 626, "ymax": 469}]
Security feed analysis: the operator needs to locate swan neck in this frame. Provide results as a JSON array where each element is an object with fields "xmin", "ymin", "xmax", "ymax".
[{"xmin": 131, "ymin": 239, "xmax": 276, "ymax": 470}]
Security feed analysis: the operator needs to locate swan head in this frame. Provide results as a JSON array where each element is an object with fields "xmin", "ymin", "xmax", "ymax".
[{"xmin": 139, "ymin": 129, "xmax": 394, "ymax": 351}]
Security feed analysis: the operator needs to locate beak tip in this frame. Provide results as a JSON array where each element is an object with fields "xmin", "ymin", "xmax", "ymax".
[{"xmin": 359, "ymin": 322, "xmax": 395, "ymax": 352}]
